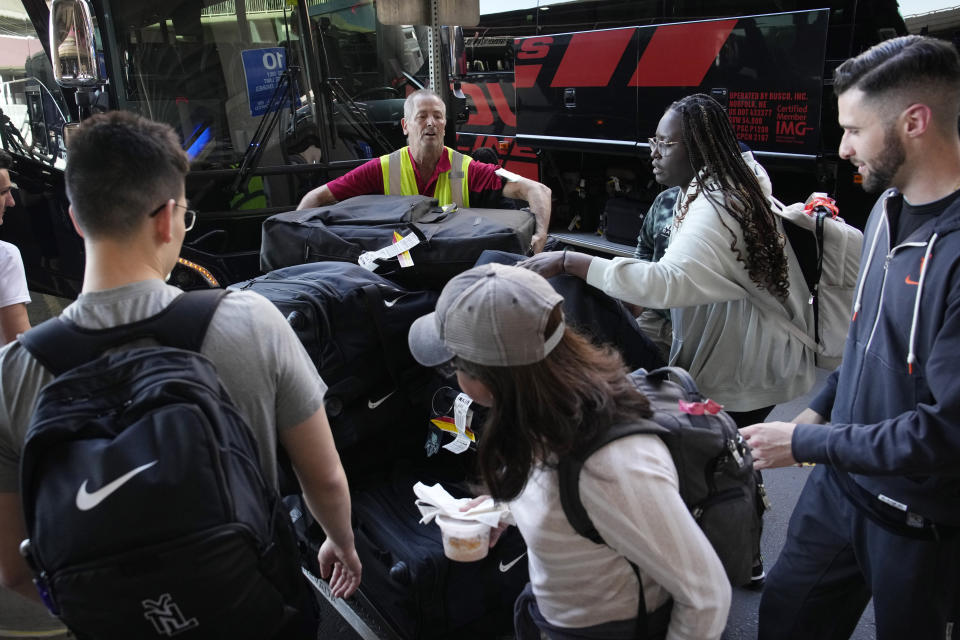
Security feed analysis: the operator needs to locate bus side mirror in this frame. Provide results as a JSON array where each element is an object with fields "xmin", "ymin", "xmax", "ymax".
[
  {"xmin": 49, "ymin": 0, "xmax": 101, "ymax": 88},
  {"xmin": 62, "ymin": 122, "xmax": 81, "ymax": 149}
]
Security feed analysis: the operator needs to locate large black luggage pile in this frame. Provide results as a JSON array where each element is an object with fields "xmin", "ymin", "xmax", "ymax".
[
  {"xmin": 229, "ymin": 261, "xmax": 443, "ymax": 482},
  {"xmin": 246, "ymin": 197, "xmax": 663, "ymax": 639},
  {"xmin": 231, "ymin": 257, "xmax": 525, "ymax": 638},
  {"xmin": 289, "ymin": 466, "xmax": 529, "ymax": 640}
]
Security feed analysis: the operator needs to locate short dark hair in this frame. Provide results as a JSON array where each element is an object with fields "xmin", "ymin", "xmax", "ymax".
[
  {"xmin": 0, "ymin": 149, "xmax": 11, "ymax": 171},
  {"xmin": 834, "ymin": 35, "xmax": 960, "ymax": 98},
  {"xmin": 65, "ymin": 112, "xmax": 188, "ymax": 238}
]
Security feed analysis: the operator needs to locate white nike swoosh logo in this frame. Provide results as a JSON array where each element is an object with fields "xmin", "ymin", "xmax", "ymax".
[
  {"xmin": 75, "ymin": 460, "xmax": 158, "ymax": 511},
  {"xmin": 383, "ymin": 298, "xmax": 399, "ymax": 308},
  {"xmin": 499, "ymin": 551, "xmax": 526, "ymax": 573},
  {"xmin": 368, "ymin": 391, "xmax": 395, "ymax": 410}
]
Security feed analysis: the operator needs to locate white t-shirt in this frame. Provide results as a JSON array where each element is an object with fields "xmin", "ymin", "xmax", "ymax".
[
  {"xmin": 0, "ymin": 240, "xmax": 31, "ymax": 308},
  {"xmin": 0, "ymin": 279, "xmax": 327, "ymax": 492},
  {"xmin": 509, "ymin": 433, "xmax": 731, "ymax": 640}
]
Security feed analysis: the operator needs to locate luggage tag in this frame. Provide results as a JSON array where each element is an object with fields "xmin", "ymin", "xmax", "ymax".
[
  {"xmin": 442, "ymin": 393, "xmax": 474, "ymax": 454},
  {"xmin": 393, "ymin": 231, "xmax": 415, "ymax": 268},
  {"xmin": 429, "ymin": 417, "xmax": 476, "ymax": 445},
  {"xmin": 358, "ymin": 231, "xmax": 420, "ymax": 271}
]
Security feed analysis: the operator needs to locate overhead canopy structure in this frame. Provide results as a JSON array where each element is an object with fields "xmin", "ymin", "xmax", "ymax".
[
  {"xmin": 904, "ymin": 5, "xmax": 960, "ymax": 37},
  {"xmin": 376, "ymin": 0, "xmax": 479, "ymax": 26}
]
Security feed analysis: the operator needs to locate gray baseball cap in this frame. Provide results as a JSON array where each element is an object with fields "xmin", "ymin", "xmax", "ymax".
[{"xmin": 408, "ymin": 263, "xmax": 565, "ymax": 367}]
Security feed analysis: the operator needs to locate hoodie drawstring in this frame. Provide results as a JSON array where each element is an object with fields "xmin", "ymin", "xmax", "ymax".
[
  {"xmin": 852, "ymin": 214, "xmax": 885, "ymax": 322},
  {"xmin": 907, "ymin": 233, "xmax": 938, "ymax": 375}
]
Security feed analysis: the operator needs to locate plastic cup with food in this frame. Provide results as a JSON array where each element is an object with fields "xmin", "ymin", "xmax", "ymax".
[{"xmin": 435, "ymin": 514, "xmax": 491, "ymax": 562}]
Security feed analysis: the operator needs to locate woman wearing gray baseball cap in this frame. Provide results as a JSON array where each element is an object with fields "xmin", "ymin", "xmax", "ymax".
[{"xmin": 408, "ymin": 263, "xmax": 731, "ymax": 640}]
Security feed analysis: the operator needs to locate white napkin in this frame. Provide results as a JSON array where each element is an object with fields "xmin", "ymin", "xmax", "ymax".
[{"xmin": 413, "ymin": 482, "xmax": 509, "ymax": 528}]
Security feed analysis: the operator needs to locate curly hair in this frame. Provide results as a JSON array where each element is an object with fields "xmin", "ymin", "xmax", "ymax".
[
  {"xmin": 453, "ymin": 308, "xmax": 653, "ymax": 501},
  {"xmin": 670, "ymin": 94, "xmax": 790, "ymax": 301}
]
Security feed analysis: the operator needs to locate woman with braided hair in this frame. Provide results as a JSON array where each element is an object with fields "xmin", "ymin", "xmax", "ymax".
[
  {"xmin": 521, "ymin": 93, "xmax": 815, "ymax": 428},
  {"xmin": 672, "ymin": 94, "xmax": 791, "ymax": 302}
]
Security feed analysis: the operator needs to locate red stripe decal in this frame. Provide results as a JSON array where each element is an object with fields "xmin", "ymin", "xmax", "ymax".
[
  {"xmin": 629, "ymin": 20, "xmax": 737, "ymax": 87},
  {"xmin": 461, "ymin": 83, "xmax": 493, "ymax": 127},
  {"xmin": 514, "ymin": 64, "xmax": 542, "ymax": 89},
  {"xmin": 504, "ymin": 158, "xmax": 539, "ymax": 181},
  {"xmin": 486, "ymin": 82, "xmax": 516, "ymax": 128},
  {"xmin": 510, "ymin": 143, "xmax": 537, "ymax": 160},
  {"xmin": 551, "ymin": 28, "xmax": 633, "ymax": 88}
]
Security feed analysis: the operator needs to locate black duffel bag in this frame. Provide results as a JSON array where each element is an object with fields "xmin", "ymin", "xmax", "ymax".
[
  {"xmin": 352, "ymin": 470, "xmax": 527, "ymax": 640},
  {"xmin": 230, "ymin": 262, "xmax": 445, "ymax": 483},
  {"xmin": 260, "ymin": 195, "xmax": 537, "ymax": 290}
]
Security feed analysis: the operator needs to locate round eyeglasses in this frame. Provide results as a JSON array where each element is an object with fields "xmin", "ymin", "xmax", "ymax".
[
  {"xmin": 148, "ymin": 201, "xmax": 197, "ymax": 231},
  {"xmin": 648, "ymin": 137, "xmax": 681, "ymax": 155}
]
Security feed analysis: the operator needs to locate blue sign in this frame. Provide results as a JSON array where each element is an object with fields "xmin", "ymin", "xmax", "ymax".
[{"xmin": 241, "ymin": 47, "xmax": 289, "ymax": 117}]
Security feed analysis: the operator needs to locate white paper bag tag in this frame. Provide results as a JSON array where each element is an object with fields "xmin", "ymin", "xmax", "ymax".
[
  {"xmin": 453, "ymin": 393, "xmax": 473, "ymax": 432},
  {"xmin": 358, "ymin": 232, "xmax": 421, "ymax": 271},
  {"xmin": 357, "ymin": 252, "xmax": 379, "ymax": 271},
  {"xmin": 442, "ymin": 432, "xmax": 472, "ymax": 454},
  {"xmin": 442, "ymin": 393, "xmax": 474, "ymax": 454}
]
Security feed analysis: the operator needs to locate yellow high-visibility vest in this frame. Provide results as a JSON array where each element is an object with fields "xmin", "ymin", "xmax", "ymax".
[{"xmin": 381, "ymin": 146, "xmax": 471, "ymax": 207}]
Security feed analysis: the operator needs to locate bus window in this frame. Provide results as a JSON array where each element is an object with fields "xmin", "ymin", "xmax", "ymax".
[
  {"xmin": 1, "ymin": 7, "xmax": 69, "ymax": 167},
  {"xmin": 106, "ymin": 0, "xmax": 314, "ymax": 173}
]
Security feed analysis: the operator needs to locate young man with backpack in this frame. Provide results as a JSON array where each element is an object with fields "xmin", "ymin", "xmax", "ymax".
[
  {"xmin": 0, "ymin": 112, "xmax": 360, "ymax": 634},
  {"xmin": 743, "ymin": 35, "xmax": 960, "ymax": 639}
]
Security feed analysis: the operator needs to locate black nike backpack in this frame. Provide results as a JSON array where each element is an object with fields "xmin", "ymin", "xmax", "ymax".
[
  {"xmin": 558, "ymin": 367, "xmax": 766, "ymax": 589},
  {"xmin": 17, "ymin": 290, "xmax": 313, "ymax": 640}
]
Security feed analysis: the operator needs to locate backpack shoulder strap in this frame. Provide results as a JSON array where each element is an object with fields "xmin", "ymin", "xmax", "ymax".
[
  {"xmin": 20, "ymin": 289, "xmax": 228, "ymax": 376},
  {"xmin": 812, "ymin": 210, "xmax": 827, "ymax": 345},
  {"xmin": 557, "ymin": 419, "xmax": 662, "ymax": 546}
]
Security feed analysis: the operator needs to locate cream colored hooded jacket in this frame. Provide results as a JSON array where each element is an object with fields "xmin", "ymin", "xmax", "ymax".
[{"xmin": 586, "ymin": 152, "xmax": 815, "ymax": 411}]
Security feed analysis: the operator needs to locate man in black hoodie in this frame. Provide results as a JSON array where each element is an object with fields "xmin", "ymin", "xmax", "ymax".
[{"xmin": 743, "ymin": 36, "xmax": 960, "ymax": 639}]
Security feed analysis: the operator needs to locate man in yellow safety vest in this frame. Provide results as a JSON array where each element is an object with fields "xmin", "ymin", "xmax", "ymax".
[{"xmin": 297, "ymin": 89, "xmax": 552, "ymax": 253}]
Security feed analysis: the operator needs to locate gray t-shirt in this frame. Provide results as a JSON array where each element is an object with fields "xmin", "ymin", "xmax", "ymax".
[{"xmin": 0, "ymin": 279, "xmax": 327, "ymax": 492}]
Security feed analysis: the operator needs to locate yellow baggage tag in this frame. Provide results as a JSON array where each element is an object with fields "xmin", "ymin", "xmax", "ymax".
[{"xmin": 394, "ymin": 231, "xmax": 415, "ymax": 268}]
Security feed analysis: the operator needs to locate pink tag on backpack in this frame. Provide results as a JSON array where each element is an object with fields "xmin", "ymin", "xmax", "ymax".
[{"xmin": 678, "ymin": 399, "xmax": 724, "ymax": 415}]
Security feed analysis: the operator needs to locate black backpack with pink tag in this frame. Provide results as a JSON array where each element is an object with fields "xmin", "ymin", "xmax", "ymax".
[{"xmin": 558, "ymin": 366, "xmax": 765, "ymax": 588}]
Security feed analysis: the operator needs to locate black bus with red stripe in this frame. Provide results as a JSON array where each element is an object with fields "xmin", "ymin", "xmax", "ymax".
[{"xmin": 455, "ymin": 0, "xmax": 907, "ymax": 232}]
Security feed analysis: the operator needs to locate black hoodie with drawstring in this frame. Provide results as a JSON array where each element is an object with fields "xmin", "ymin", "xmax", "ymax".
[{"xmin": 794, "ymin": 188, "xmax": 960, "ymax": 528}]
